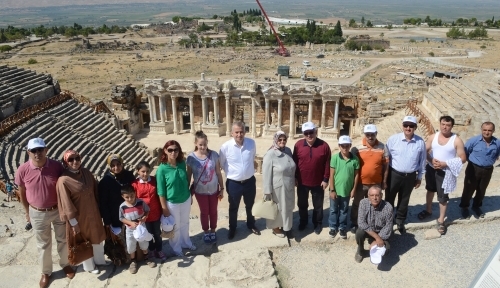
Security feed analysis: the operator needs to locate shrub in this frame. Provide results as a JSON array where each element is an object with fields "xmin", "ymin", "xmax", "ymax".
[
  {"xmin": 28, "ymin": 58, "xmax": 38, "ymax": 64},
  {"xmin": 409, "ymin": 39, "xmax": 416, "ymax": 43},
  {"xmin": 480, "ymin": 45, "xmax": 486, "ymax": 49},
  {"xmin": 379, "ymin": 48, "xmax": 385, "ymax": 52},
  {"xmin": 428, "ymin": 51, "xmax": 435, "ymax": 57},
  {"xmin": 0, "ymin": 45, "xmax": 12, "ymax": 52}
]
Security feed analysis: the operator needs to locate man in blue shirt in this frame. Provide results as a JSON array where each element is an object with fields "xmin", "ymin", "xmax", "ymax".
[{"xmin": 460, "ymin": 122, "xmax": 500, "ymax": 219}]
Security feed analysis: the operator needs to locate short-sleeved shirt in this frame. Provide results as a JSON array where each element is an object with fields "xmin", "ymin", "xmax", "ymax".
[
  {"xmin": 15, "ymin": 159, "xmax": 64, "ymax": 208},
  {"xmin": 330, "ymin": 152, "xmax": 360, "ymax": 197},
  {"xmin": 351, "ymin": 138, "xmax": 388, "ymax": 185},
  {"xmin": 156, "ymin": 161, "xmax": 190, "ymax": 204},
  {"xmin": 219, "ymin": 138, "xmax": 256, "ymax": 181},
  {"xmin": 186, "ymin": 150, "xmax": 220, "ymax": 195},
  {"xmin": 119, "ymin": 199, "xmax": 150, "ymax": 229}
]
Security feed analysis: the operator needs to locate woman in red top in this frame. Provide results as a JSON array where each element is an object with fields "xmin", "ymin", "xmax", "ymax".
[{"xmin": 131, "ymin": 161, "xmax": 166, "ymax": 261}]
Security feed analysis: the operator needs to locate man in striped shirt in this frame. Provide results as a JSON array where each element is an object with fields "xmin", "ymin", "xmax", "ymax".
[{"xmin": 385, "ymin": 116, "xmax": 426, "ymax": 234}]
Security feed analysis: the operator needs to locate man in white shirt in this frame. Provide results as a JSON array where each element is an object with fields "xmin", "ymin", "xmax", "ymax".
[{"xmin": 219, "ymin": 121, "xmax": 260, "ymax": 239}]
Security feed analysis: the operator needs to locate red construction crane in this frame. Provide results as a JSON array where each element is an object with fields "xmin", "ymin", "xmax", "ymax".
[{"xmin": 255, "ymin": 0, "xmax": 290, "ymax": 57}]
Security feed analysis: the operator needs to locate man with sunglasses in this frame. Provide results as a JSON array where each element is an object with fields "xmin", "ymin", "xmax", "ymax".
[
  {"xmin": 292, "ymin": 122, "xmax": 332, "ymax": 235},
  {"xmin": 385, "ymin": 116, "xmax": 426, "ymax": 234},
  {"xmin": 350, "ymin": 124, "xmax": 389, "ymax": 234},
  {"xmin": 15, "ymin": 138, "xmax": 75, "ymax": 288}
]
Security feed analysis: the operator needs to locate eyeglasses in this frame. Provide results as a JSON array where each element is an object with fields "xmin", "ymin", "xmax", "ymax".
[
  {"xmin": 365, "ymin": 133, "xmax": 376, "ymax": 137},
  {"xmin": 403, "ymin": 124, "xmax": 416, "ymax": 128},
  {"xmin": 29, "ymin": 147, "xmax": 45, "ymax": 154},
  {"xmin": 167, "ymin": 148, "xmax": 179, "ymax": 153},
  {"xmin": 303, "ymin": 130, "xmax": 315, "ymax": 136},
  {"xmin": 67, "ymin": 156, "xmax": 81, "ymax": 163},
  {"xmin": 277, "ymin": 138, "xmax": 287, "ymax": 142}
]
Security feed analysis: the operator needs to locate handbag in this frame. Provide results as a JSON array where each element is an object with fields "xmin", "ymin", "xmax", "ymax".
[
  {"xmin": 252, "ymin": 196, "xmax": 278, "ymax": 220},
  {"xmin": 103, "ymin": 226, "xmax": 127, "ymax": 266},
  {"xmin": 190, "ymin": 152, "xmax": 210, "ymax": 195},
  {"xmin": 68, "ymin": 231, "xmax": 94, "ymax": 266}
]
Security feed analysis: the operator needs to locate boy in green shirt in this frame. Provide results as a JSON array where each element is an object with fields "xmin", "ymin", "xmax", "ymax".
[{"xmin": 329, "ymin": 135, "xmax": 360, "ymax": 239}]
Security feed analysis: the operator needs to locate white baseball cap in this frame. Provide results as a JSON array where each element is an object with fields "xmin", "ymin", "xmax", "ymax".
[
  {"xmin": 302, "ymin": 121, "xmax": 316, "ymax": 132},
  {"xmin": 160, "ymin": 215, "xmax": 175, "ymax": 232},
  {"xmin": 27, "ymin": 138, "xmax": 46, "ymax": 150},
  {"xmin": 364, "ymin": 124, "xmax": 377, "ymax": 133},
  {"xmin": 338, "ymin": 135, "xmax": 352, "ymax": 145},
  {"xmin": 133, "ymin": 224, "xmax": 153, "ymax": 242},
  {"xmin": 370, "ymin": 245, "xmax": 387, "ymax": 265},
  {"xmin": 402, "ymin": 116, "xmax": 417, "ymax": 124}
]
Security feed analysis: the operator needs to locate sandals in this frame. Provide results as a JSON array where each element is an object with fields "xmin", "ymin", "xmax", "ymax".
[
  {"xmin": 272, "ymin": 228, "xmax": 285, "ymax": 238},
  {"xmin": 437, "ymin": 221, "xmax": 447, "ymax": 235},
  {"xmin": 417, "ymin": 210, "xmax": 432, "ymax": 220}
]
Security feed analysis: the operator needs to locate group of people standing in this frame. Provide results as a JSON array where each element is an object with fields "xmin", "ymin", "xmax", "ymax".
[{"xmin": 13, "ymin": 116, "xmax": 499, "ymax": 286}]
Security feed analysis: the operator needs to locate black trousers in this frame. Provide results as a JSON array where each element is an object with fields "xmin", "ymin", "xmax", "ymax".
[
  {"xmin": 297, "ymin": 184, "xmax": 325, "ymax": 227},
  {"xmin": 355, "ymin": 228, "xmax": 390, "ymax": 252},
  {"xmin": 226, "ymin": 176, "xmax": 256, "ymax": 231},
  {"xmin": 145, "ymin": 220, "xmax": 162, "ymax": 252},
  {"xmin": 459, "ymin": 162, "xmax": 494, "ymax": 208},
  {"xmin": 385, "ymin": 169, "xmax": 416, "ymax": 226}
]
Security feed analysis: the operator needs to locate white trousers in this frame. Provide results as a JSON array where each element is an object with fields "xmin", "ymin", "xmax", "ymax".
[
  {"xmin": 81, "ymin": 244, "xmax": 106, "ymax": 271},
  {"xmin": 167, "ymin": 196, "xmax": 192, "ymax": 254}
]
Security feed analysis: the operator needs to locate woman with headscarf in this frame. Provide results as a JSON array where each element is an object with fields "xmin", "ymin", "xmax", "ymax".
[
  {"xmin": 262, "ymin": 131, "xmax": 296, "ymax": 238},
  {"xmin": 56, "ymin": 150, "xmax": 108, "ymax": 274},
  {"xmin": 156, "ymin": 140, "xmax": 196, "ymax": 257},
  {"xmin": 98, "ymin": 154, "xmax": 135, "ymax": 255}
]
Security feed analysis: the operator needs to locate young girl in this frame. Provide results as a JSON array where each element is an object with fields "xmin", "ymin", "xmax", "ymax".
[
  {"xmin": 186, "ymin": 131, "xmax": 224, "ymax": 244},
  {"xmin": 131, "ymin": 161, "xmax": 166, "ymax": 261}
]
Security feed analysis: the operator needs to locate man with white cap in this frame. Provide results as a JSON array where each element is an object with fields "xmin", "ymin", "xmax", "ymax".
[
  {"xmin": 329, "ymin": 135, "xmax": 359, "ymax": 239},
  {"xmin": 293, "ymin": 121, "xmax": 332, "ymax": 234},
  {"xmin": 385, "ymin": 116, "xmax": 426, "ymax": 234},
  {"xmin": 355, "ymin": 185, "xmax": 393, "ymax": 263},
  {"xmin": 350, "ymin": 124, "xmax": 389, "ymax": 234},
  {"xmin": 15, "ymin": 138, "xmax": 75, "ymax": 288}
]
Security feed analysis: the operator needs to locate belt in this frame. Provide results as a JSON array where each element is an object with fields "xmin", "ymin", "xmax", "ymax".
[
  {"xmin": 391, "ymin": 167, "xmax": 416, "ymax": 177},
  {"xmin": 228, "ymin": 176, "xmax": 253, "ymax": 184},
  {"xmin": 471, "ymin": 162, "xmax": 493, "ymax": 169},
  {"xmin": 29, "ymin": 204, "xmax": 58, "ymax": 212}
]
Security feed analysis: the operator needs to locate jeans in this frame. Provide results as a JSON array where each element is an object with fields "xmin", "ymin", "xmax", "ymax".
[
  {"xmin": 145, "ymin": 220, "xmax": 162, "ymax": 252},
  {"xmin": 297, "ymin": 184, "xmax": 325, "ymax": 227},
  {"xmin": 328, "ymin": 195, "xmax": 349, "ymax": 231}
]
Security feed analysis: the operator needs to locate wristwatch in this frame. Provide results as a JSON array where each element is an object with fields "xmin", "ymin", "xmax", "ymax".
[{"xmin": 330, "ymin": 189, "xmax": 336, "ymax": 192}]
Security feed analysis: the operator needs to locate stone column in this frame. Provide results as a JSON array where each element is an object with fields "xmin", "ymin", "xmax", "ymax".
[
  {"xmin": 171, "ymin": 96, "xmax": 179, "ymax": 134},
  {"xmin": 201, "ymin": 96, "xmax": 207, "ymax": 125},
  {"xmin": 308, "ymin": 100, "xmax": 313, "ymax": 122},
  {"xmin": 264, "ymin": 98, "xmax": 270, "ymax": 130},
  {"xmin": 147, "ymin": 94, "xmax": 155, "ymax": 122},
  {"xmin": 225, "ymin": 95, "xmax": 231, "ymax": 135},
  {"xmin": 150, "ymin": 95, "xmax": 158, "ymax": 122},
  {"xmin": 251, "ymin": 97, "xmax": 256, "ymax": 138},
  {"xmin": 158, "ymin": 96, "xmax": 166, "ymax": 123},
  {"xmin": 289, "ymin": 99, "xmax": 295, "ymax": 136},
  {"xmin": 188, "ymin": 96, "xmax": 195, "ymax": 134},
  {"xmin": 321, "ymin": 99, "xmax": 327, "ymax": 128},
  {"xmin": 333, "ymin": 100, "xmax": 340, "ymax": 131},
  {"xmin": 212, "ymin": 96, "xmax": 219, "ymax": 125},
  {"xmin": 277, "ymin": 98, "xmax": 283, "ymax": 129}
]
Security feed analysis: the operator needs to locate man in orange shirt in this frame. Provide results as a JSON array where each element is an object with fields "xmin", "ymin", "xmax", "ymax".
[{"xmin": 350, "ymin": 124, "xmax": 389, "ymax": 234}]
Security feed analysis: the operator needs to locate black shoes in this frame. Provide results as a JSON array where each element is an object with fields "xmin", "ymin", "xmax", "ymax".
[
  {"xmin": 472, "ymin": 207, "xmax": 485, "ymax": 218},
  {"xmin": 397, "ymin": 224, "xmax": 406, "ymax": 234},
  {"xmin": 228, "ymin": 229, "xmax": 236, "ymax": 240},
  {"xmin": 339, "ymin": 229, "xmax": 347, "ymax": 239},
  {"xmin": 329, "ymin": 229, "xmax": 337, "ymax": 238},
  {"xmin": 461, "ymin": 208, "xmax": 471, "ymax": 220},
  {"xmin": 350, "ymin": 225, "xmax": 358, "ymax": 234},
  {"xmin": 298, "ymin": 223, "xmax": 307, "ymax": 231},
  {"xmin": 314, "ymin": 226, "xmax": 322, "ymax": 235}
]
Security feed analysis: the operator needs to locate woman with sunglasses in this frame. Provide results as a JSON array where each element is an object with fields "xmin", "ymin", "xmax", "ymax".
[
  {"xmin": 262, "ymin": 131, "xmax": 296, "ymax": 238},
  {"xmin": 56, "ymin": 150, "xmax": 108, "ymax": 274},
  {"xmin": 156, "ymin": 140, "xmax": 196, "ymax": 257},
  {"xmin": 98, "ymin": 154, "xmax": 135, "ymax": 262}
]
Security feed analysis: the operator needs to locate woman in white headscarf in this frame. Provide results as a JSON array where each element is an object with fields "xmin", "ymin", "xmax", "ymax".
[{"xmin": 262, "ymin": 131, "xmax": 296, "ymax": 238}]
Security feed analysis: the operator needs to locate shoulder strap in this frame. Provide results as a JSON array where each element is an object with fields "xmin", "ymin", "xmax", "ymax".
[{"xmin": 194, "ymin": 154, "xmax": 210, "ymax": 187}]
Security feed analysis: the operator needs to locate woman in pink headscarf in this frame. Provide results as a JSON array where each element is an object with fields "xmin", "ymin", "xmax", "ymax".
[{"xmin": 56, "ymin": 150, "xmax": 108, "ymax": 274}]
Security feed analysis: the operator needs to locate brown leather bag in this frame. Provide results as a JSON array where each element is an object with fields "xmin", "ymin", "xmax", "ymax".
[{"xmin": 68, "ymin": 231, "xmax": 93, "ymax": 266}]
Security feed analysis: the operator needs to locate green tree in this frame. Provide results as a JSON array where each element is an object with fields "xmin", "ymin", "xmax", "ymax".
[
  {"xmin": 361, "ymin": 16, "xmax": 365, "ymax": 27},
  {"xmin": 212, "ymin": 14, "xmax": 218, "ymax": 19},
  {"xmin": 366, "ymin": 20, "xmax": 373, "ymax": 28},
  {"xmin": 172, "ymin": 16, "xmax": 180, "ymax": 23},
  {"xmin": 332, "ymin": 20, "xmax": 343, "ymax": 37},
  {"xmin": 387, "ymin": 24, "xmax": 393, "ymax": 30},
  {"xmin": 0, "ymin": 45, "xmax": 12, "ymax": 52},
  {"xmin": 349, "ymin": 19, "xmax": 357, "ymax": 28}
]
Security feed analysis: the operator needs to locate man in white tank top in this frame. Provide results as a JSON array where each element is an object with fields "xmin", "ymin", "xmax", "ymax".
[{"xmin": 419, "ymin": 116, "xmax": 466, "ymax": 235}]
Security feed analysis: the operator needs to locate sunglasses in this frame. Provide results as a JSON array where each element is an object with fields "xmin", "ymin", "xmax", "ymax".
[
  {"xmin": 365, "ymin": 133, "xmax": 376, "ymax": 137},
  {"xmin": 277, "ymin": 138, "xmax": 287, "ymax": 142},
  {"xmin": 167, "ymin": 148, "xmax": 179, "ymax": 153},
  {"xmin": 67, "ymin": 156, "xmax": 81, "ymax": 163},
  {"xmin": 403, "ymin": 124, "xmax": 416, "ymax": 128},
  {"xmin": 303, "ymin": 130, "xmax": 315, "ymax": 136},
  {"xmin": 339, "ymin": 144, "xmax": 351, "ymax": 148},
  {"xmin": 29, "ymin": 147, "xmax": 45, "ymax": 154}
]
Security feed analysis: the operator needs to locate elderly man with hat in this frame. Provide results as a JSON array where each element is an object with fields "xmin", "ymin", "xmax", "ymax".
[
  {"xmin": 349, "ymin": 124, "xmax": 389, "ymax": 234},
  {"xmin": 15, "ymin": 138, "xmax": 75, "ymax": 288},
  {"xmin": 292, "ymin": 121, "xmax": 332, "ymax": 235},
  {"xmin": 385, "ymin": 116, "xmax": 426, "ymax": 234},
  {"xmin": 329, "ymin": 135, "xmax": 360, "ymax": 239}
]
